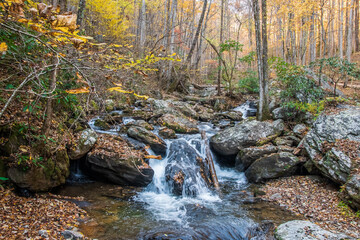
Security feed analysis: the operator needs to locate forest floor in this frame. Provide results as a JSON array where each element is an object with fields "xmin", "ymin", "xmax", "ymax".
[
  {"xmin": 0, "ymin": 189, "xmax": 88, "ymax": 240},
  {"xmin": 260, "ymin": 175, "xmax": 360, "ymax": 238}
]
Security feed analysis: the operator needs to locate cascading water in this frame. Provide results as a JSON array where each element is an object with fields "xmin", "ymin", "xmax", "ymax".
[{"xmin": 60, "ymin": 102, "xmax": 290, "ymax": 239}]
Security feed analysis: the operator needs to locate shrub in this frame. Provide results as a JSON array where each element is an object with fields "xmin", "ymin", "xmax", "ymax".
[{"xmin": 237, "ymin": 70, "xmax": 259, "ymax": 93}]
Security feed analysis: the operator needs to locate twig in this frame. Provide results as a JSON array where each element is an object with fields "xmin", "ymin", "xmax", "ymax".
[{"xmin": 0, "ymin": 23, "xmax": 95, "ymax": 91}]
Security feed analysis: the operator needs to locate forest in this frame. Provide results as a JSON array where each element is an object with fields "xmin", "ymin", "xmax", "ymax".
[{"xmin": 0, "ymin": 0, "xmax": 360, "ymax": 239}]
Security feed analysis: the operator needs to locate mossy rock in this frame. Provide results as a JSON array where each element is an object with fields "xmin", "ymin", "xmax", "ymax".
[
  {"xmin": 0, "ymin": 124, "xmax": 28, "ymax": 156},
  {"xmin": 94, "ymin": 119, "xmax": 111, "ymax": 130},
  {"xmin": 7, "ymin": 148, "xmax": 70, "ymax": 192}
]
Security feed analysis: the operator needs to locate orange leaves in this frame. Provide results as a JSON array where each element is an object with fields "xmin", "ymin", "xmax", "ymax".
[
  {"xmin": 144, "ymin": 155, "xmax": 162, "ymax": 160},
  {"xmin": 0, "ymin": 189, "xmax": 87, "ymax": 239},
  {"xmin": 65, "ymin": 87, "xmax": 90, "ymax": 94},
  {"xmin": 0, "ymin": 42, "xmax": 8, "ymax": 54}
]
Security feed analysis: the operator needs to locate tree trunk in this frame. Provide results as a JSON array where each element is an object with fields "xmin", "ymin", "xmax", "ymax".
[
  {"xmin": 217, "ymin": 0, "xmax": 224, "ymax": 96},
  {"xmin": 339, "ymin": 0, "xmax": 344, "ymax": 58},
  {"xmin": 310, "ymin": 11, "xmax": 316, "ymax": 62},
  {"xmin": 76, "ymin": 0, "xmax": 86, "ymax": 27},
  {"xmin": 139, "ymin": 0, "xmax": 146, "ymax": 56},
  {"xmin": 168, "ymin": 0, "xmax": 178, "ymax": 77},
  {"xmin": 346, "ymin": 0, "xmax": 354, "ymax": 62},
  {"xmin": 355, "ymin": 0, "xmax": 360, "ymax": 51},
  {"xmin": 253, "ymin": 0, "xmax": 270, "ymax": 121},
  {"xmin": 42, "ymin": 56, "xmax": 59, "ymax": 136},
  {"xmin": 248, "ymin": 2, "xmax": 253, "ymax": 48},
  {"xmin": 195, "ymin": 0, "xmax": 212, "ymax": 70}
]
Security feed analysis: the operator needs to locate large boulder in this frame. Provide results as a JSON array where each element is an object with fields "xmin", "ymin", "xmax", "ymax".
[
  {"xmin": 275, "ymin": 220, "xmax": 352, "ymax": 240},
  {"xmin": 8, "ymin": 148, "xmax": 70, "ymax": 192},
  {"xmin": 158, "ymin": 114, "xmax": 199, "ymax": 134},
  {"xmin": 302, "ymin": 107, "xmax": 360, "ymax": 208},
  {"xmin": 127, "ymin": 126, "xmax": 167, "ymax": 155},
  {"xmin": 126, "ymin": 120, "xmax": 154, "ymax": 130},
  {"xmin": 303, "ymin": 107, "xmax": 360, "ymax": 184},
  {"xmin": 150, "ymin": 99, "xmax": 199, "ymax": 120},
  {"xmin": 344, "ymin": 174, "xmax": 360, "ymax": 209},
  {"xmin": 235, "ymin": 144, "xmax": 278, "ymax": 171},
  {"xmin": 165, "ymin": 139, "xmax": 211, "ymax": 196},
  {"xmin": 245, "ymin": 152, "xmax": 302, "ymax": 183},
  {"xmin": 85, "ymin": 135, "xmax": 154, "ymax": 187},
  {"xmin": 68, "ymin": 129, "xmax": 98, "ymax": 160},
  {"xmin": 210, "ymin": 119, "xmax": 284, "ymax": 156}
]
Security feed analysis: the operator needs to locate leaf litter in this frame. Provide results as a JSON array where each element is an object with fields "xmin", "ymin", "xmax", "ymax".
[{"xmin": 261, "ymin": 175, "xmax": 360, "ymax": 238}]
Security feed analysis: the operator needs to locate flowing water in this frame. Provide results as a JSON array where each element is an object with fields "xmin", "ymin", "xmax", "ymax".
[{"xmin": 58, "ymin": 103, "xmax": 300, "ymax": 239}]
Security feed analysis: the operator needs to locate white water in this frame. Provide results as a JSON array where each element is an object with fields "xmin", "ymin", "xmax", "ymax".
[
  {"xmin": 136, "ymin": 123, "xmax": 247, "ymax": 224},
  {"xmin": 87, "ymin": 106, "xmax": 249, "ymax": 225},
  {"xmin": 233, "ymin": 100, "xmax": 257, "ymax": 119}
]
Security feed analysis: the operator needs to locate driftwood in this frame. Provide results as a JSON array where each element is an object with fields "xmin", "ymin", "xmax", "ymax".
[{"xmin": 201, "ymin": 130, "xmax": 220, "ymax": 190}]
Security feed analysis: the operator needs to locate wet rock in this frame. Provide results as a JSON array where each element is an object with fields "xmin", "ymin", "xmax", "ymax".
[
  {"xmin": 165, "ymin": 140, "xmax": 211, "ymax": 196},
  {"xmin": 193, "ymin": 105, "xmax": 214, "ymax": 122},
  {"xmin": 303, "ymin": 107, "xmax": 360, "ymax": 185},
  {"xmin": 158, "ymin": 127, "xmax": 177, "ymax": 139},
  {"xmin": 126, "ymin": 120, "xmax": 154, "ymax": 131},
  {"xmin": 248, "ymin": 220, "xmax": 275, "ymax": 240},
  {"xmin": 103, "ymin": 114, "xmax": 123, "ymax": 124},
  {"xmin": 85, "ymin": 135, "xmax": 154, "ymax": 187},
  {"xmin": 127, "ymin": 126, "xmax": 166, "ymax": 155},
  {"xmin": 210, "ymin": 119, "xmax": 284, "ymax": 156},
  {"xmin": 61, "ymin": 230, "xmax": 84, "ymax": 240},
  {"xmin": 8, "ymin": 148, "xmax": 70, "ymax": 192},
  {"xmin": 215, "ymin": 111, "xmax": 243, "ymax": 121},
  {"xmin": 68, "ymin": 129, "xmax": 98, "ymax": 160},
  {"xmin": 275, "ymin": 220, "xmax": 352, "ymax": 240},
  {"xmin": 131, "ymin": 109, "xmax": 154, "ymax": 121},
  {"xmin": 245, "ymin": 152, "xmax": 301, "ymax": 183},
  {"xmin": 235, "ymin": 144, "xmax": 278, "ymax": 171},
  {"xmin": 94, "ymin": 119, "xmax": 111, "ymax": 130},
  {"xmin": 158, "ymin": 114, "xmax": 199, "ymax": 134}
]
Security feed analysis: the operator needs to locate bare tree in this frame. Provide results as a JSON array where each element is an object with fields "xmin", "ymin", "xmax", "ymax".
[
  {"xmin": 217, "ymin": 0, "xmax": 224, "ymax": 96},
  {"xmin": 253, "ymin": 0, "xmax": 270, "ymax": 120}
]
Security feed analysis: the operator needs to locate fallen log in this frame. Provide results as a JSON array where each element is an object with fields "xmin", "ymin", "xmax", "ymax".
[{"xmin": 201, "ymin": 130, "xmax": 220, "ymax": 191}]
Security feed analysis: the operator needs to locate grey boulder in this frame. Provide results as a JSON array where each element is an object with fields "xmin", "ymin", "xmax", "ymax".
[
  {"xmin": 275, "ymin": 220, "xmax": 352, "ymax": 240},
  {"xmin": 210, "ymin": 119, "xmax": 284, "ymax": 156}
]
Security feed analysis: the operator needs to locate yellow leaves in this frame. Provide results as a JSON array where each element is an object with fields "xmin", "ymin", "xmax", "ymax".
[
  {"xmin": 112, "ymin": 82, "xmax": 122, "ymax": 87},
  {"xmin": 66, "ymin": 87, "xmax": 90, "ymax": 94},
  {"xmin": 108, "ymin": 87, "xmax": 133, "ymax": 94},
  {"xmin": 133, "ymin": 93, "xmax": 149, "ymax": 100},
  {"xmin": 107, "ymin": 84, "xmax": 149, "ymax": 100},
  {"xmin": 17, "ymin": 18, "xmax": 28, "ymax": 23},
  {"xmin": 0, "ymin": 42, "xmax": 8, "ymax": 54}
]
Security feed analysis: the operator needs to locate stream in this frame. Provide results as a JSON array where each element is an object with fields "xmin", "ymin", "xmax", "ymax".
[{"xmin": 57, "ymin": 103, "xmax": 300, "ymax": 240}]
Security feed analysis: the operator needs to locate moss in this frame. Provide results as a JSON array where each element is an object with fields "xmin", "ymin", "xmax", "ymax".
[
  {"xmin": 257, "ymin": 133, "xmax": 280, "ymax": 146},
  {"xmin": 90, "ymin": 100, "xmax": 100, "ymax": 111},
  {"xmin": 94, "ymin": 119, "xmax": 111, "ymax": 130}
]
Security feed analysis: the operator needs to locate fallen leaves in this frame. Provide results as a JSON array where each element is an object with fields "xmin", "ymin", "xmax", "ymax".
[
  {"xmin": 261, "ymin": 176, "xmax": 360, "ymax": 238},
  {"xmin": 0, "ymin": 189, "xmax": 88, "ymax": 239}
]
